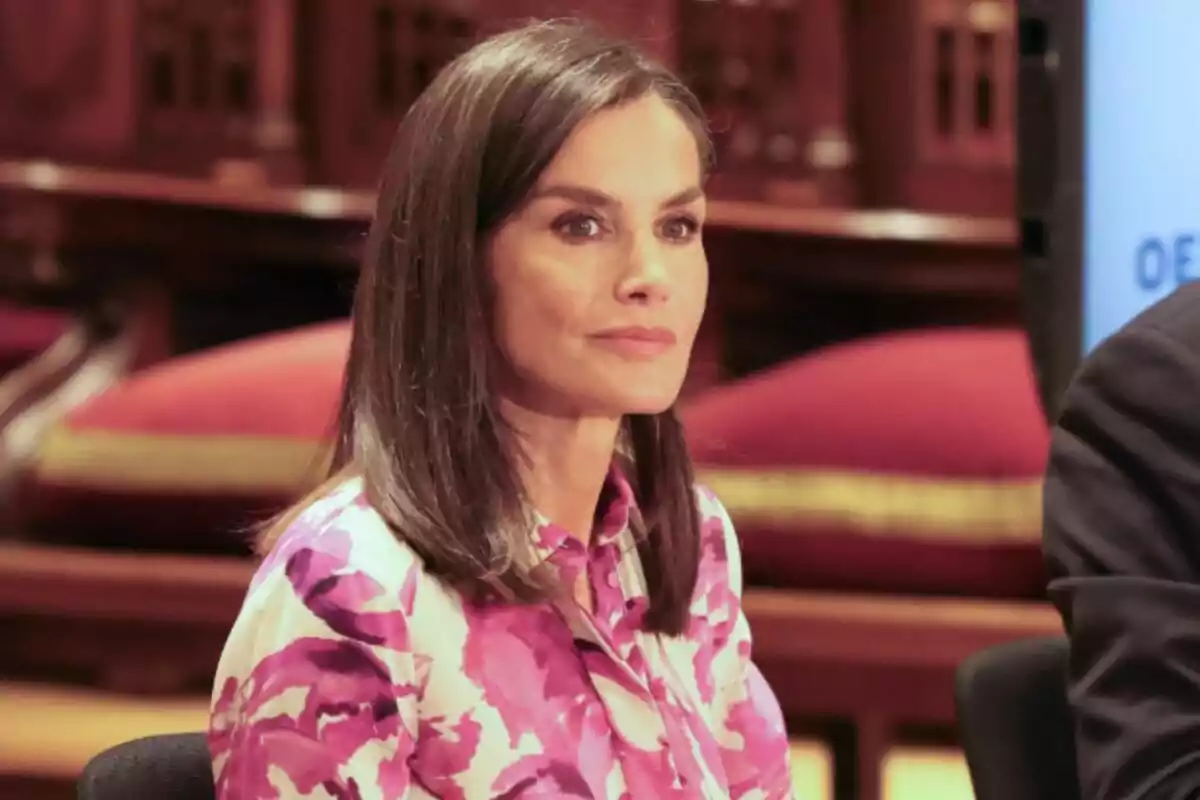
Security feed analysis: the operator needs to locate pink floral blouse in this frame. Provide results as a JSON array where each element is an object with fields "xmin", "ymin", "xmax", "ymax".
[{"xmin": 208, "ymin": 470, "xmax": 795, "ymax": 798}]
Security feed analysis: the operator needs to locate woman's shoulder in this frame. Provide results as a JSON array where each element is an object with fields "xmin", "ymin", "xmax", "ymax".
[
  {"xmin": 691, "ymin": 483, "xmax": 744, "ymax": 599},
  {"xmin": 250, "ymin": 477, "xmax": 425, "ymax": 603},
  {"xmin": 211, "ymin": 479, "xmax": 427, "ymax": 773}
]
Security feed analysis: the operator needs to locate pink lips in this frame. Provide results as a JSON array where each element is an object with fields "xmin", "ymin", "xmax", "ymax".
[{"xmin": 590, "ymin": 326, "xmax": 677, "ymax": 358}]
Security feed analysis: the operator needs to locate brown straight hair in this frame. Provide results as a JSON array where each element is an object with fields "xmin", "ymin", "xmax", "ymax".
[{"xmin": 259, "ymin": 19, "xmax": 713, "ymax": 636}]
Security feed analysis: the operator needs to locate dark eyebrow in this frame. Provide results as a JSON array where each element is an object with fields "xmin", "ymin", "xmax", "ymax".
[{"xmin": 528, "ymin": 184, "xmax": 705, "ymax": 210}]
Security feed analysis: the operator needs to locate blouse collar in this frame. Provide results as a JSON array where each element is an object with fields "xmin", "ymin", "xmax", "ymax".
[{"xmin": 530, "ymin": 462, "xmax": 636, "ymax": 580}]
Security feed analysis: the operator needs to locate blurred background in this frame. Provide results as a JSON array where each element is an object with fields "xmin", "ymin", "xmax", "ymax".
[{"xmin": 0, "ymin": 1, "xmax": 1044, "ymax": 798}]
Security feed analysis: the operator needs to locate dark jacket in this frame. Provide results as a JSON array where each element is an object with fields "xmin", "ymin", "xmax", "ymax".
[{"xmin": 1046, "ymin": 280, "xmax": 1200, "ymax": 799}]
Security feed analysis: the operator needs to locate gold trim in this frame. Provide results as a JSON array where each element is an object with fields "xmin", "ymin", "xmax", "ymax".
[
  {"xmin": 34, "ymin": 427, "xmax": 332, "ymax": 494},
  {"xmin": 32, "ymin": 428, "xmax": 1044, "ymax": 544},
  {"xmin": 697, "ymin": 468, "xmax": 1043, "ymax": 544}
]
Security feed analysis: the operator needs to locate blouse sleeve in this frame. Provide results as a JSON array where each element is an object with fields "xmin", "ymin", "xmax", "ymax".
[
  {"xmin": 700, "ymin": 491, "xmax": 795, "ymax": 799},
  {"xmin": 208, "ymin": 526, "xmax": 421, "ymax": 799}
]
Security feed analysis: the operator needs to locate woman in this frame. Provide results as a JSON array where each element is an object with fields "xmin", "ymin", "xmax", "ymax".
[{"xmin": 208, "ymin": 18, "xmax": 794, "ymax": 799}]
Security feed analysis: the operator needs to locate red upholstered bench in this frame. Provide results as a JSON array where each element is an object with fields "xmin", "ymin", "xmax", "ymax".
[
  {"xmin": 22, "ymin": 320, "xmax": 349, "ymax": 552},
  {"xmin": 682, "ymin": 326, "xmax": 1053, "ymax": 798},
  {"xmin": 24, "ymin": 320, "xmax": 1050, "ymax": 590},
  {"xmin": 683, "ymin": 326, "xmax": 1050, "ymax": 600}
]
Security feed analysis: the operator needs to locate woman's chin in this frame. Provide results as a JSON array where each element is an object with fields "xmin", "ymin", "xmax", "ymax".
[{"xmin": 604, "ymin": 386, "xmax": 684, "ymax": 417}]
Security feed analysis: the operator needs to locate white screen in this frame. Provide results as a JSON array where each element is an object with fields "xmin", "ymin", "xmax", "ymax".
[{"xmin": 1084, "ymin": 1, "xmax": 1200, "ymax": 352}]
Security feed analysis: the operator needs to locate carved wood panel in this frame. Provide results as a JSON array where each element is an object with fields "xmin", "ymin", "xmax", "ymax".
[
  {"xmin": 477, "ymin": 0, "xmax": 677, "ymax": 65},
  {"xmin": 0, "ymin": 0, "xmax": 1016, "ymax": 219},
  {"xmin": 678, "ymin": 0, "xmax": 855, "ymax": 206},
  {"xmin": 917, "ymin": 0, "xmax": 1014, "ymax": 168},
  {"xmin": 849, "ymin": 0, "xmax": 1014, "ymax": 215},
  {"xmin": 0, "ymin": 1, "xmax": 133, "ymax": 165},
  {"xmin": 302, "ymin": 0, "xmax": 479, "ymax": 188},
  {"xmin": 133, "ymin": 0, "xmax": 262, "ymax": 175},
  {"xmin": 304, "ymin": 0, "xmax": 684, "ymax": 188}
]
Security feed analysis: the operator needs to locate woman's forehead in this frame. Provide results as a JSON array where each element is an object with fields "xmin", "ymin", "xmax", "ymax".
[{"xmin": 534, "ymin": 96, "xmax": 703, "ymax": 201}]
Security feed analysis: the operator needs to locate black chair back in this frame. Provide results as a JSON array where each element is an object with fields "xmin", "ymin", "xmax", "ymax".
[
  {"xmin": 77, "ymin": 732, "xmax": 214, "ymax": 800},
  {"xmin": 955, "ymin": 636, "xmax": 1080, "ymax": 800}
]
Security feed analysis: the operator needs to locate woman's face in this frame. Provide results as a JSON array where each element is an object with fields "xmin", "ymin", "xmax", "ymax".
[{"xmin": 489, "ymin": 93, "xmax": 709, "ymax": 418}]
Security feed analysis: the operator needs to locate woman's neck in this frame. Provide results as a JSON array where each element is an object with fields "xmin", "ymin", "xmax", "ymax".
[{"xmin": 506, "ymin": 402, "xmax": 621, "ymax": 542}]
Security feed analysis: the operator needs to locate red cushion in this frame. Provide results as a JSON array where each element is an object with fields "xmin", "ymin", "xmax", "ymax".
[
  {"xmin": 24, "ymin": 320, "xmax": 349, "ymax": 551},
  {"xmin": 683, "ymin": 327, "xmax": 1050, "ymax": 598}
]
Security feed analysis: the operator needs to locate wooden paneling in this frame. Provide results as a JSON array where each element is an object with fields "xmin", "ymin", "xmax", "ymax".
[
  {"xmin": 0, "ymin": 2, "xmax": 136, "ymax": 166},
  {"xmin": 0, "ymin": 1, "xmax": 1015, "ymax": 213},
  {"xmin": 0, "ymin": 1, "xmax": 1020, "ymax": 396},
  {"xmin": 299, "ymin": 0, "xmax": 481, "ymax": 187},
  {"xmin": 678, "ymin": 0, "xmax": 855, "ymax": 206},
  {"xmin": 133, "ymin": 0, "xmax": 262, "ymax": 175},
  {"xmin": 851, "ymin": 0, "xmax": 1015, "ymax": 215}
]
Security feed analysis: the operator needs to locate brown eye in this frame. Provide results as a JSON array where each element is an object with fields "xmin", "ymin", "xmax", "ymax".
[
  {"xmin": 660, "ymin": 215, "xmax": 700, "ymax": 243},
  {"xmin": 553, "ymin": 213, "xmax": 604, "ymax": 242}
]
